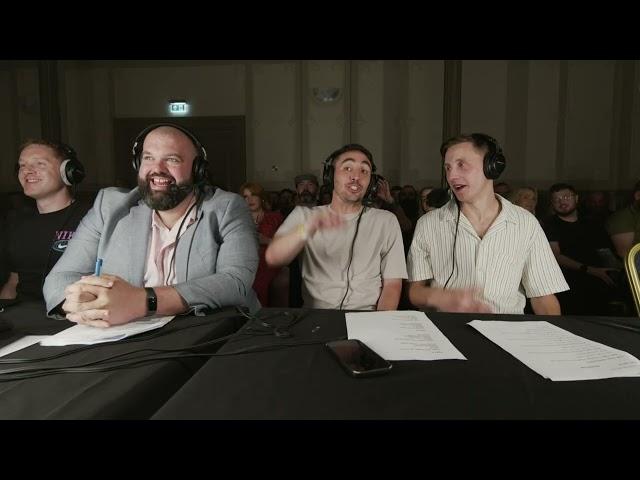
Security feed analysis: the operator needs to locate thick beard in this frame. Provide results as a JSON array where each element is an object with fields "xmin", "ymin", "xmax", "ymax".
[
  {"xmin": 138, "ymin": 175, "xmax": 194, "ymax": 211},
  {"xmin": 556, "ymin": 205, "xmax": 577, "ymax": 219},
  {"xmin": 298, "ymin": 190, "xmax": 316, "ymax": 205}
]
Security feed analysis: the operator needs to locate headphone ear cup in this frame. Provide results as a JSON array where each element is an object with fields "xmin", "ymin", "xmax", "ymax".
[
  {"xmin": 362, "ymin": 173, "xmax": 378, "ymax": 206},
  {"xmin": 322, "ymin": 156, "xmax": 334, "ymax": 190},
  {"xmin": 483, "ymin": 151, "xmax": 506, "ymax": 180},
  {"xmin": 131, "ymin": 138, "xmax": 143, "ymax": 172},
  {"xmin": 192, "ymin": 156, "xmax": 209, "ymax": 184},
  {"xmin": 59, "ymin": 158, "xmax": 86, "ymax": 186},
  {"xmin": 483, "ymin": 153, "xmax": 496, "ymax": 180},
  {"xmin": 366, "ymin": 173, "xmax": 376, "ymax": 198}
]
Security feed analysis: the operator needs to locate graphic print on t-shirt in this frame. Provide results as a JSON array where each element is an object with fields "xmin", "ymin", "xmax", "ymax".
[{"xmin": 51, "ymin": 229, "xmax": 75, "ymax": 253}]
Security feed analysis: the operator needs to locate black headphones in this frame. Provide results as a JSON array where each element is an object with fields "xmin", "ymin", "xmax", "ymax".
[
  {"xmin": 472, "ymin": 133, "xmax": 506, "ymax": 180},
  {"xmin": 440, "ymin": 133, "xmax": 506, "ymax": 181},
  {"xmin": 131, "ymin": 123, "xmax": 209, "ymax": 186},
  {"xmin": 58, "ymin": 144, "xmax": 85, "ymax": 186},
  {"xmin": 322, "ymin": 143, "xmax": 379, "ymax": 203},
  {"xmin": 16, "ymin": 141, "xmax": 85, "ymax": 186}
]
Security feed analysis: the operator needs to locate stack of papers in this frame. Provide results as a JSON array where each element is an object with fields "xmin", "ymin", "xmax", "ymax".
[
  {"xmin": 469, "ymin": 320, "xmax": 640, "ymax": 381},
  {"xmin": 345, "ymin": 311, "xmax": 466, "ymax": 361},
  {"xmin": 40, "ymin": 316, "xmax": 175, "ymax": 346},
  {"xmin": 0, "ymin": 336, "xmax": 49, "ymax": 358}
]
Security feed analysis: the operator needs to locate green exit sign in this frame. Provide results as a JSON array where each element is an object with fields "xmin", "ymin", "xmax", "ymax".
[{"xmin": 168, "ymin": 102, "xmax": 189, "ymax": 115}]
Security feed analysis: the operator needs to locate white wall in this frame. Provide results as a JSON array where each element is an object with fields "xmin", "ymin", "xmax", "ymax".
[
  {"xmin": 1, "ymin": 59, "xmax": 638, "ymax": 195},
  {"xmin": 406, "ymin": 60, "xmax": 444, "ymax": 187},
  {"xmin": 0, "ymin": 63, "xmax": 39, "ymax": 191}
]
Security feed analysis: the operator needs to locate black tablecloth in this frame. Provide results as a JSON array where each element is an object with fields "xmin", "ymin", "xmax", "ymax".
[
  {"xmin": 153, "ymin": 308, "xmax": 640, "ymax": 419},
  {"xmin": 0, "ymin": 301, "xmax": 246, "ymax": 419}
]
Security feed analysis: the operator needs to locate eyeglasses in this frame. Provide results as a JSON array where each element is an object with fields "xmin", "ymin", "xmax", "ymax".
[{"xmin": 552, "ymin": 194, "xmax": 575, "ymax": 203}]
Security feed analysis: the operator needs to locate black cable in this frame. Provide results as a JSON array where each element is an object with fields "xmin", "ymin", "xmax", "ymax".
[
  {"xmin": 184, "ymin": 214, "xmax": 202, "ymax": 282},
  {"xmin": 0, "ymin": 329, "xmax": 241, "ymax": 377},
  {"xmin": 0, "ymin": 308, "xmax": 309, "ymax": 378},
  {"xmin": 339, "ymin": 207, "xmax": 365, "ymax": 309},
  {"xmin": 0, "ymin": 314, "xmax": 240, "ymax": 364},
  {"xmin": 443, "ymin": 201, "xmax": 461, "ymax": 290},
  {"xmin": 233, "ymin": 307, "xmax": 307, "ymax": 339},
  {"xmin": 0, "ymin": 335, "xmax": 328, "ymax": 381},
  {"xmin": 0, "ymin": 308, "xmax": 297, "ymax": 368},
  {"xmin": 165, "ymin": 198, "xmax": 199, "ymax": 285}
]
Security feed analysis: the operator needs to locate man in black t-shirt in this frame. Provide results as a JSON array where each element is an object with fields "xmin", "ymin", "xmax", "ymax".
[
  {"xmin": 0, "ymin": 139, "xmax": 90, "ymax": 301},
  {"xmin": 544, "ymin": 183, "xmax": 621, "ymax": 315}
]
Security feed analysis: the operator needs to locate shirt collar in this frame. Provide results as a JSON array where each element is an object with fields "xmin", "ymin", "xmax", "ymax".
[
  {"xmin": 151, "ymin": 200, "xmax": 198, "ymax": 234},
  {"xmin": 441, "ymin": 194, "xmax": 518, "ymax": 225}
]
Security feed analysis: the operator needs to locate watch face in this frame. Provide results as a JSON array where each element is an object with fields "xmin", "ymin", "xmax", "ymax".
[{"xmin": 146, "ymin": 288, "xmax": 158, "ymax": 313}]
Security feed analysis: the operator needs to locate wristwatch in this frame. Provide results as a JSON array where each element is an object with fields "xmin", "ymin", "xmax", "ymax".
[{"xmin": 145, "ymin": 287, "xmax": 158, "ymax": 316}]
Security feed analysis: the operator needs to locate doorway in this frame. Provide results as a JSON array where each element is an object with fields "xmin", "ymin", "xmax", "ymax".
[{"xmin": 113, "ymin": 116, "xmax": 246, "ymax": 193}]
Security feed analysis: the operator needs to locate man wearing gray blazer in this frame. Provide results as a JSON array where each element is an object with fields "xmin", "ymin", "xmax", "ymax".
[{"xmin": 43, "ymin": 124, "xmax": 259, "ymax": 328}]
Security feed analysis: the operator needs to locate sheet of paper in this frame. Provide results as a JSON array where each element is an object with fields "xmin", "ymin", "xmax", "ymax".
[
  {"xmin": 469, "ymin": 320, "xmax": 640, "ymax": 381},
  {"xmin": 40, "ymin": 316, "xmax": 175, "ymax": 346},
  {"xmin": 345, "ymin": 310, "xmax": 466, "ymax": 361},
  {"xmin": 0, "ymin": 336, "xmax": 50, "ymax": 358}
]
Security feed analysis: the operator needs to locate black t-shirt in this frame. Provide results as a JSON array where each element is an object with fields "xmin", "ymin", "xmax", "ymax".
[
  {"xmin": 544, "ymin": 215, "xmax": 613, "ymax": 267},
  {"xmin": 5, "ymin": 200, "xmax": 91, "ymax": 300}
]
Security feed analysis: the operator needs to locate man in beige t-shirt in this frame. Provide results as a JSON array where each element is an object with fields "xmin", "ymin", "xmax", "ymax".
[{"xmin": 266, "ymin": 144, "xmax": 406, "ymax": 310}]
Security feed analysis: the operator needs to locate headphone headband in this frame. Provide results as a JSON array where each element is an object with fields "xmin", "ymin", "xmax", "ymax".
[
  {"xmin": 131, "ymin": 123, "xmax": 209, "ymax": 186},
  {"xmin": 321, "ymin": 144, "xmax": 379, "ymax": 204}
]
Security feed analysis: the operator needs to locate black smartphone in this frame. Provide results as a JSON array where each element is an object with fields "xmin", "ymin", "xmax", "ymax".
[{"xmin": 325, "ymin": 339, "xmax": 392, "ymax": 377}]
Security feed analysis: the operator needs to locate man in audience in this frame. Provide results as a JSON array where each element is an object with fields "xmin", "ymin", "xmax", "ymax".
[
  {"xmin": 374, "ymin": 178, "xmax": 414, "ymax": 255},
  {"xmin": 419, "ymin": 186, "xmax": 436, "ymax": 215},
  {"xmin": 1, "ymin": 139, "xmax": 91, "ymax": 302},
  {"xmin": 545, "ymin": 183, "xmax": 620, "ymax": 315},
  {"xmin": 407, "ymin": 133, "xmax": 568, "ymax": 314},
  {"xmin": 510, "ymin": 186, "xmax": 538, "ymax": 216},
  {"xmin": 582, "ymin": 190, "xmax": 613, "ymax": 228},
  {"xmin": 494, "ymin": 181, "xmax": 511, "ymax": 198},
  {"xmin": 426, "ymin": 188, "xmax": 450, "ymax": 210},
  {"xmin": 607, "ymin": 180, "xmax": 640, "ymax": 260},
  {"xmin": 266, "ymin": 143, "xmax": 406, "ymax": 310},
  {"xmin": 318, "ymin": 185, "xmax": 332, "ymax": 206},
  {"xmin": 294, "ymin": 173, "xmax": 319, "ymax": 207},
  {"xmin": 277, "ymin": 188, "xmax": 296, "ymax": 218},
  {"xmin": 43, "ymin": 124, "xmax": 259, "ymax": 327},
  {"xmin": 390, "ymin": 185, "xmax": 402, "ymax": 203}
]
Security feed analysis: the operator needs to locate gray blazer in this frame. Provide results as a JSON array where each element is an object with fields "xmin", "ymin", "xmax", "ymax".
[{"xmin": 43, "ymin": 186, "xmax": 260, "ymax": 316}]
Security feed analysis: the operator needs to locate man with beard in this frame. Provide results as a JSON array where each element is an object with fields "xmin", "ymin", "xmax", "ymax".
[
  {"xmin": 607, "ymin": 180, "xmax": 640, "ymax": 259},
  {"xmin": 294, "ymin": 174, "xmax": 319, "ymax": 207},
  {"xmin": 43, "ymin": 124, "xmax": 259, "ymax": 327},
  {"xmin": 407, "ymin": 134, "xmax": 567, "ymax": 314},
  {"xmin": 545, "ymin": 183, "xmax": 620, "ymax": 315},
  {"xmin": 1, "ymin": 139, "xmax": 90, "ymax": 303},
  {"xmin": 266, "ymin": 144, "xmax": 406, "ymax": 310}
]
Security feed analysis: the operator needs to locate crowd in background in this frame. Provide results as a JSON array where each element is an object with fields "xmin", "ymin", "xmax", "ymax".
[{"xmin": 235, "ymin": 174, "xmax": 640, "ymax": 317}]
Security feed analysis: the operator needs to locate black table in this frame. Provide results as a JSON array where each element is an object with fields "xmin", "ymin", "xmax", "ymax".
[
  {"xmin": 152, "ymin": 308, "xmax": 640, "ymax": 419},
  {"xmin": 0, "ymin": 301, "xmax": 246, "ymax": 419}
]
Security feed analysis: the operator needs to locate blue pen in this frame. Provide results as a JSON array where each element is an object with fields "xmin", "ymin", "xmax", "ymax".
[{"xmin": 94, "ymin": 258, "xmax": 103, "ymax": 276}]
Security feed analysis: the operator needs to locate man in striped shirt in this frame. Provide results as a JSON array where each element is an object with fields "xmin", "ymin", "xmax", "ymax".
[{"xmin": 407, "ymin": 134, "xmax": 568, "ymax": 315}]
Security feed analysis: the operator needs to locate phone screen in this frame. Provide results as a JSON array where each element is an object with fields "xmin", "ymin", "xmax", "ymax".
[{"xmin": 326, "ymin": 339, "xmax": 392, "ymax": 377}]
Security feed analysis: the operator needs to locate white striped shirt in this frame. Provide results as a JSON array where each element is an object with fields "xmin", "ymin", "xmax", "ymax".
[{"xmin": 407, "ymin": 195, "xmax": 569, "ymax": 314}]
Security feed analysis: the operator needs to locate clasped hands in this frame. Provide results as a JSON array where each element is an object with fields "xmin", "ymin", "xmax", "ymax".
[{"xmin": 62, "ymin": 274, "xmax": 146, "ymax": 328}]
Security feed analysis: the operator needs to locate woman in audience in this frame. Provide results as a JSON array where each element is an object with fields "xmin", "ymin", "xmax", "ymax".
[
  {"xmin": 240, "ymin": 182, "xmax": 284, "ymax": 307},
  {"xmin": 419, "ymin": 186, "xmax": 435, "ymax": 215},
  {"xmin": 511, "ymin": 186, "xmax": 538, "ymax": 216}
]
